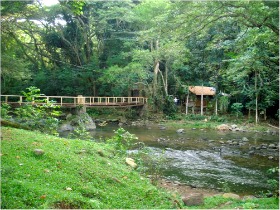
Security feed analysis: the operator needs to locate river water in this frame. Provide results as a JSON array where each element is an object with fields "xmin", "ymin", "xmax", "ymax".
[{"xmin": 62, "ymin": 124, "xmax": 279, "ymax": 195}]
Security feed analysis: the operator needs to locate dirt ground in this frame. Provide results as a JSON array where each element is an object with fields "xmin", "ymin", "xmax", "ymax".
[{"xmin": 157, "ymin": 178, "xmax": 222, "ymax": 198}]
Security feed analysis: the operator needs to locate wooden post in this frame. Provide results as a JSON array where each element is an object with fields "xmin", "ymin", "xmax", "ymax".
[
  {"xmin": 201, "ymin": 86, "xmax": 204, "ymax": 116},
  {"xmin": 77, "ymin": 95, "xmax": 86, "ymax": 113},
  {"xmin": 192, "ymin": 104, "xmax": 194, "ymax": 114},
  {"xmin": 19, "ymin": 96, "xmax": 22, "ymax": 105}
]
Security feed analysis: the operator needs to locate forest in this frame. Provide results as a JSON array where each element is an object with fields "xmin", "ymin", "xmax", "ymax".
[{"xmin": 1, "ymin": 0, "xmax": 279, "ymax": 122}]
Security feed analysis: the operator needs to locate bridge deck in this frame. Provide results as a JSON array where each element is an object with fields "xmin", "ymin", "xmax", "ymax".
[{"xmin": 1, "ymin": 95, "xmax": 147, "ymax": 108}]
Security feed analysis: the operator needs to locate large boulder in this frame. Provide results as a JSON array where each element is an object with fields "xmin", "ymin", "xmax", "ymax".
[
  {"xmin": 59, "ymin": 112, "xmax": 96, "ymax": 132},
  {"xmin": 217, "ymin": 124, "xmax": 230, "ymax": 131}
]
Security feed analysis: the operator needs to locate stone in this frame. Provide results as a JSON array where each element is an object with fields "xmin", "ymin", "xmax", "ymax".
[
  {"xmin": 248, "ymin": 151, "xmax": 255, "ymax": 155},
  {"xmin": 125, "ymin": 158, "xmax": 137, "ymax": 169},
  {"xmin": 182, "ymin": 193, "xmax": 204, "ymax": 206},
  {"xmin": 176, "ymin": 129, "xmax": 185, "ymax": 133},
  {"xmin": 231, "ymin": 124, "xmax": 238, "ymax": 129},
  {"xmin": 217, "ymin": 124, "xmax": 230, "ymax": 131},
  {"xmin": 268, "ymin": 156, "xmax": 274, "ymax": 160},
  {"xmin": 242, "ymin": 137, "xmax": 249, "ymax": 142},
  {"xmin": 249, "ymin": 146, "xmax": 256, "ymax": 150},
  {"xmin": 34, "ymin": 149, "xmax": 44, "ymax": 156},
  {"xmin": 66, "ymin": 113, "xmax": 72, "ymax": 120},
  {"xmin": 222, "ymin": 193, "xmax": 240, "ymax": 200},
  {"xmin": 243, "ymin": 195, "xmax": 257, "ymax": 200},
  {"xmin": 59, "ymin": 123, "xmax": 74, "ymax": 132},
  {"xmin": 268, "ymin": 144, "xmax": 276, "ymax": 149}
]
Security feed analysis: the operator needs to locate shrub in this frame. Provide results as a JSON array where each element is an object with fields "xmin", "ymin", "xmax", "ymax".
[
  {"xmin": 13, "ymin": 86, "xmax": 62, "ymax": 135},
  {"xmin": 107, "ymin": 128, "xmax": 138, "ymax": 154},
  {"xmin": 1, "ymin": 103, "xmax": 11, "ymax": 119},
  {"xmin": 185, "ymin": 114, "xmax": 206, "ymax": 121},
  {"xmin": 163, "ymin": 96, "xmax": 177, "ymax": 117},
  {"xmin": 231, "ymin": 103, "xmax": 243, "ymax": 117}
]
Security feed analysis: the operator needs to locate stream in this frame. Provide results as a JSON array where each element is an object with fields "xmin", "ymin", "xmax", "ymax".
[{"xmin": 61, "ymin": 123, "xmax": 279, "ymax": 195}]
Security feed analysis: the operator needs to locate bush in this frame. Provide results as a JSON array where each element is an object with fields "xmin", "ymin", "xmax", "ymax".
[
  {"xmin": 1, "ymin": 103, "xmax": 11, "ymax": 119},
  {"xmin": 162, "ymin": 96, "xmax": 177, "ymax": 117},
  {"xmin": 13, "ymin": 86, "xmax": 62, "ymax": 135},
  {"xmin": 185, "ymin": 114, "xmax": 206, "ymax": 121},
  {"xmin": 231, "ymin": 103, "xmax": 243, "ymax": 117},
  {"xmin": 107, "ymin": 128, "xmax": 138, "ymax": 154},
  {"xmin": 209, "ymin": 115, "xmax": 226, "ymax": 122}
]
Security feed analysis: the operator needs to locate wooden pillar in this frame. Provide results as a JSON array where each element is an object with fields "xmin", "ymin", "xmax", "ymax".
[
  {"xmin": 77, "ymin": 95, "xmax": 86, "ymax": 113},
  {"xmin": 201, "ymin": 86, "xmax": 204, "ymax": 116}
]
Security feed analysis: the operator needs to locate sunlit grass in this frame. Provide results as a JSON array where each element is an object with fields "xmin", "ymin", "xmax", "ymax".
[{"xmin": 1, "ymin": 127, "xmax": 175, "ymax": 209}]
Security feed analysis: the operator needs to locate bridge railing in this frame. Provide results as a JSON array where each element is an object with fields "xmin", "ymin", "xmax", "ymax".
[{"xmin": 0, "ymin": 95, "xmax": 148, "ymax": 107}]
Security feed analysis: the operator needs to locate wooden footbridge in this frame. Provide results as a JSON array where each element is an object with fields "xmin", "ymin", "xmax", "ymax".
[{"xmin": 1, "ymin": 95, "xmax": 147, "ymax": 108}]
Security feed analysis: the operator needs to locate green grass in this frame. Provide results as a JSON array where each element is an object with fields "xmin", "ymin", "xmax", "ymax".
[
  {"xmin": 1, "ymin": 127, "xmax": 176, "ymax": 209},
  {"xmin": 1, "ymin": 127, "xmax": 278, "ymax": 209},
  {"xmin": 185, "ymin": 195, "xmax": 279, "ymax": 209}
]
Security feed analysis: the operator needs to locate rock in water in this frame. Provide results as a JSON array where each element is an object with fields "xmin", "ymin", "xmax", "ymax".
[
  {"xmin": 242, "ymin": 137, "xmax": 249, "ymax": 142},
  {"xmin": 176, "ymin": 129, "xmax": 185, "ymax": 133},
  {"xmin": 59, "ymin": 123, "xmax": 74, "ymax": 132},
  {"xmin": 125, "ymin": 158, "xmax": 137, "ymax": 169},
  {"xmin": 182, "ymin": 193, "xmax": 204, "ymax": 206},
  {"xmin": 231, "ymin": 124, "xmax": 238, "ymax": 129}
]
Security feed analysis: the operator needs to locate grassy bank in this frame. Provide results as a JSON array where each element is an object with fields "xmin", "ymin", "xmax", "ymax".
[
  {"xmin": 1, "ymin": 127, "xmax": 278, "ymax": 209},
  {"xmin": 1, "ymin": 127, "xmax": 175, "ymax": 209}
]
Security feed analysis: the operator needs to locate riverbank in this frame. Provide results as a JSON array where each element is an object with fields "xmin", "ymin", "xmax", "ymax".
[
  {"xmin": 87, "ymin": 108, "xmax": 279, "ymax": 133},
  {"xmin": 1, "ymin": 127, "xmax": 278, "ymax": 209}
]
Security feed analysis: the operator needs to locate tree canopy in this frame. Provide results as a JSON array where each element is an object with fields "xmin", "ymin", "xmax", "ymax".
[{"xmin": 1, "ymin": 0, "xmax": 279, "ymax": 120}]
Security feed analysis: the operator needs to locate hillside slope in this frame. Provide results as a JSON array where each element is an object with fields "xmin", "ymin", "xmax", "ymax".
[{"xmin": 1, "ymin": 127, "xmax": 175, "ymax": 209}]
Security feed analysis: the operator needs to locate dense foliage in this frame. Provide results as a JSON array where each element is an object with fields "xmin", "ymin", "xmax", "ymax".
[{"xmin": 1, "ymin": 0, "xmax": 278, "ymax": 121}]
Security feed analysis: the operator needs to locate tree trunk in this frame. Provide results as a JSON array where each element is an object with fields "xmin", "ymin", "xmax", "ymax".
[
  {"xmin": 152, "ymin": 39, "xmax": 160, "ymax": 96},
  {"xmin": 165, "ymin": 63, "xmax": 168, "ymax": 95},
  {"xmin": 215, "ymin": 95, "xmax": 218, "ymax": 115},
  {"xmin": 255, "ymin": 70, "xmax": 258, "ymax": 124},
  {"xmin": 153, "ymin": 60, "xmax": 160, "ymax": 96},
  {"xmin": 186, "ymin": 92, "xmax": 189, "ymax": 115},
  {"xmin": 159, "ymin": 69, "xmax": 168, "ymax": 96},
  {"xmin": 248, "ymin": 108, "xmax": 251, "ymax": 118}
]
